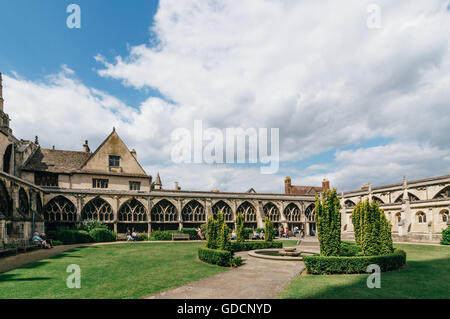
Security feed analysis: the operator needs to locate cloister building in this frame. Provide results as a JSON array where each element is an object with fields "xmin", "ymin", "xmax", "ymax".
[{"xmin": 0, "ymin": 73, "xmax": 448, "ymax": 244}]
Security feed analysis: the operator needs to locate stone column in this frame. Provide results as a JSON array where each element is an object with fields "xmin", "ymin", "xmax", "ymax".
[
  {"xmin": 147, "ymin": 197, "xmax": 152, "ymax": 235},
  {"xmin": 205, "ymin": 198, "xmax": 212, "ymax": 220},
  {"xmin": 256, "ymin": 200, "xmax": 264, "ymax": 228}
]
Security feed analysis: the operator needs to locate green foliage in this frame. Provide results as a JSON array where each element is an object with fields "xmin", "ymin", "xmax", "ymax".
[
  {"xmin": 181, "ymin": 228, "xmax": 201, "ymax": 240},
  {"xmin": 218, "ymin": 223, "xmax": 231, "ymax": 251},
  {"xmin": 441, "ymin": 226, "xmax": 450, "ymax": 245},
  {"xmin": 236, "ymin": 213, "xmax": 245, "ymax": 243},
  {"xmin": 303, "ymin": 249, "xmax": 407, "ymax": 274},
  {"xmin": 340, "ymin": 241, "xmax": 363, "ymax": 257},
  {"xmin": 379, "ymin": 213, "xmax": 394, "ymax": 254},
  {"xmin": 206, "ymin": 216, "xmax": 219, "ymax": 249},
  {"xmin": 316, "ymin": 188, "xmax": 341, "ymax": 256},
  {"xmin": 54, "ymin": 229, "xmax": 93, "ymax": 245},
  {"xmin": 352, "ymin": 202, "xmax": 363, "ymax": 245},
  {"xmin": 52, "ymin": 240, "xmax": 63, "ymax": 246},
  {"xmin": 137, "ymin": 233, "xmax": 149, "ymax": 241},
  {"xmin": 88, "ymin": 228, "xmax": 116, "ymax": 243},
  {"xmin": 149, "ymin": 230, "xmax": 178, "ymax": 241},
  {"xmin": 198, "ymin": 247, "xmax": 232, "ymax": 267},
  {"xmin": 229, "ymin": 240, "xmax": 282, "ymax": 253},
  {"xmin": 200, "ymin": 223, "xmax": 208, "ymax": 238},
  {"xmin": 80, "ymin": 219, "xmax": 109, "ymax": 232},
  {"xmin": 229, "ymin": 256, "xmax": 243, "ymax": 267},
  {"xmin": 264, "ymin": 217, "xmax": 275, "ymax": 242},
  {"xmin": 242, "ymin": 227, "xmax": 254, "ymax": 240}
]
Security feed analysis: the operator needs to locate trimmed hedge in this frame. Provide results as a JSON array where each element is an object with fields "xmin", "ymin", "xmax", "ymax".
[
  {"xmin": 229, "ymin": 240, "xmax": 282, "ymax": 253},
  {"xmin": 89, "ymin": 228, "xmax": 116, "ymax": 243},
  {"xmin": 198, "ymin": 247, "xmax": 232, "ymax": 266},
  {"xmin": 54, "ymin": 229, "xmax": 93, "ymax": 245},
  {"xmin": 441, "ymin": 226, "xmax": 450, "ymax": 245},
  {"xmin": 181, "ymin": 228, "xmax": 201, "ymax": 240},
  {"xmin": 149, "ymin": 230, "xmax": 178, "ymax": 241},
  {"xmin": 303, "ymin": 249, "xmax": 407, "ymax": 274}
]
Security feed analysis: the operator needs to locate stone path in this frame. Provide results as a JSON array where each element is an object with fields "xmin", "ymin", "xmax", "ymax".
[{"xmin": 146, "ymin": 251, "xmax": 306, "ymax": 299}]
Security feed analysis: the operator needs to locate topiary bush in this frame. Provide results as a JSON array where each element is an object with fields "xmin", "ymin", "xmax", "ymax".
[
  {"xmin": 340, "ymin": 241, "xmax": 362, "ymax": 257},
  {"xmin": 54, "ymin": 229, "xmax": 93, "ymax": 245},
  {"xmin": 304, "ymin": 249, "xmax": 406, "ymax": 274},
  {"xmin": 198, "ymin": 247, "xmax": 232, "ymax": 267},
  {"xmin": 264, "ymin": 217, "xmax": 274, "ymax": 242},
  {"xmin": 89, "ymin": 228, "xmax": 116, "ymax": 243},
  {"xmin": 236, "ymin": 213, "xmax": 245, "ymax": 243},
  {"xmin": 441, "ymin": 226, "xmax": 450, "ymax": 245},
  {"xmin": 316, "ymin": 188, "xmax": 341, "ymax": 256},
  {"xmin": 181, "ymin": 228, "xmax": 200, "ymax": 240}
]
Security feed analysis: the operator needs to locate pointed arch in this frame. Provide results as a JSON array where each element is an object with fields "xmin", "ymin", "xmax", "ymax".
[
  {"xmin": 284, "ymin": 203, "xmax": 300, "ymax": 222},
  {"xmin": 118, "ymin": 198, "xmax": 147, "ymax": 222},
  {"xmin": 263, "ymin": 202, "xmax": 280, "ymax": 222},
  {"xmin": 43, "ymin": 196, "xmax": 76, "ymax": 222},
  {"xmin": 212, "ymin": 200, "xmax": 233, "ymax": 222},
  {"xmin": 394, "ymin": 192, "xmax": 420, "ymax": 203},
  {"xmin": 82, "ymin": 197, "xmax": 113, "ymax": 222},
  {"xmin": 3, "ymin": 144, "xmax": 12, "ymax": 173},
  {"xmin": 439, "ymin": 209, "xmax": 449, "ymax": 223},
  {"xmin": 182, "ymin": 200, "xmax": 206, "ymax": 223},
  {"xmin": 305, "ymin": 204, "xmax": 315, "ymax": 222},
  {"xmin": 372, "ymin": 196, "xmax": 384, "ymax": 204},
  {"xmin": 416, "ymin": 211, "xmax": 426, "ymax": 223},
  {"xmin": 18, "ymin": 187, "xmax": 30, "ymax": 217},
  {"xmin": 344, "ymin": 200, "xmax": 356, "ymax": 209},
  {"xmin": 0, "ymin": 179, "xmax": 11, "ymax": 218},
  {"xmin": 236, "ymin": 201, "xmax": 257, "ymax": 223},
  {"xmin": 151, "ymin": 199, "xmax": 178, "ymax": 222}
]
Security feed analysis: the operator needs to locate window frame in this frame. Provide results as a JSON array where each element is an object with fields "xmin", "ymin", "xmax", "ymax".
[
  {"xmin": 129, "ymin": 181, "xmax": 141, "ymax": 191},
  {"xmin": 92, "ymin": 178, "xmax": 109, "ymax": 189},
  {"xmin": 108, "ymin": 155, "xmax": 121, "ymax": 168}
]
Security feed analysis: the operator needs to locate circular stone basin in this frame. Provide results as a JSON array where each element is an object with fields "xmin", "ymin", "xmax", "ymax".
[{"xmin": 248, "ymin": 248, "xmax": 318, "ymax": 261}]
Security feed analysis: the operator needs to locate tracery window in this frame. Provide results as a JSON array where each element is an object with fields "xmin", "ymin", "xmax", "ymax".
[
  {"xmin": 182, "ymin": 200, "xmax": 206, "ymax": 222},
  {"xmin": 119, "ymin": 199, "xmax": 147, "ymax": 222},
  {"xmin": 212, "ymin": 200, "xmax": 233, "ymax": 222}
]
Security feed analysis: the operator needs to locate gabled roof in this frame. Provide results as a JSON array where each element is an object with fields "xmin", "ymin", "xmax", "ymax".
[
  {"xmin": 288, "ymin": 185, "xmax": 323, "ymax": 196},
  {"xmin": 21, "ymin": 148, "xmax": 91, "ymax": 173}
]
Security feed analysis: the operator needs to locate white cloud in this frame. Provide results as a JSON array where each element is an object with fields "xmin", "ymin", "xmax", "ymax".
[{"xmin": 3, "ymin": 0, "xmax": 450, "ymax": 193}]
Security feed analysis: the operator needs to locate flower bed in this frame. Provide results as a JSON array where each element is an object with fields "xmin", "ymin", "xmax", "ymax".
[{"xmin": 303, "ymin": 249, "xmax": 407, "ymax": 274}]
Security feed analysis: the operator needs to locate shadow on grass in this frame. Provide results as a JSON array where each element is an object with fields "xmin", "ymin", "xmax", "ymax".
[
  {"xmin": 0, "ymin": 273, "xmax": 52, "ymax": 282},
  {"xmin": 285, "ymin": 256, "xmax": 450, "ymax": 299}
]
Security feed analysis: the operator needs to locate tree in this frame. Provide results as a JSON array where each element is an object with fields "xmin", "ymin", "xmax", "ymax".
[
  {"xmin": 316, "ymin": 188, "xmax": 341, "ymax": 256},
  {"xmin": 361, "ymin": 200, "xmax": 381, "ymax": 256},
  {"xmin": 206, "ymin": 216, "xmax": 218, "ymax": 249},
  {"xmin": 352, "ymin": 202, "xmax": 362, "ymax": 245},
  {"xmin": 218, "ymin": 222, "xmax": 231, "ymax": 251},
  {"xmin": 264, "ymin": 217, "xmax": 274, "ymax": 242},
  {"xmin": 379, "ymin": 212, "xmax": 394, "ymax": 254},
  {"xmin": 236, "ymin": 213, "xmax": 245, "ymax": 243}
]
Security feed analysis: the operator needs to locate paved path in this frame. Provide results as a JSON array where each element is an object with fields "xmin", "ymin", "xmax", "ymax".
[{"xmin": 146, "ymin": 251, "xmax": 306, "ymax": 299}]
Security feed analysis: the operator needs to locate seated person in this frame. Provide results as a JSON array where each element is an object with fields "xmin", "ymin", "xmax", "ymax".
[
  {"xmin": 126, "ymin": 229, "xmax": 133, "ymax": 241},
  {"xmin": 132, "ymin": 231, "xmax": 138, "ymax": 240},
  {"xmin": 259, "ymin": 230, "xmax": 265, "ymax": 240},
  {"xmin": 231, "ymin": 230, "xmax": 237, "ymax": 240},
  {"xmin": 252, "ymin": 231, "xmax": 260, "ymax": 240},
  {"xmin": 33, "ymin": 232, "xmax": 50, "ymax": 249},
  {"xmin": 40, "ymin": 233, "xmax": 53, "ymax": 248}
]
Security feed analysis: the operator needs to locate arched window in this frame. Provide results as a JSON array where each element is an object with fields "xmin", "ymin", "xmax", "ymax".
[
  {"xmin": 0, "ymin": 179, "xmax": 11, "ymax": 217},
  {"xmin": 36, "ymin": 194, "xmax": 43, "ymax": 217},
  {"xmin": 440, "ymin": 210, "xmax": 449, "ymax": 223},
  {"xmin": 182, "ymin": 200, "xmax": 205, "ymax": 222},
  {"xmin": 344, "ymin": 200, "xmax": 355, "ymax": 209},
  {"xmin": 284, "ymin": 203, "xmax": 300, "ymax": 222},
  {"xmin": 82, "ymin": 197, "xmax": 113, "ymax": 222},
  {"xmin": 3, "ymin": 144, "xmax": 12, "ymax": 173},
  {"xmin": 417, "ymin": 212, "xmax": 426, "ymax": 223},
  {"xmin": 372, "ymin": 196, "xmax": 384, "ymax": 205},
  {"xmin": 237, "ymin": 201, "xmax": 257, "ymax": 222},
  {"xmin": 44, "ymin": 196, "xmax": 76, "ymax": 222},
  {"xmin": 263, "ymin": 202, "xmax": 280, "ymax": 221},
  {"xmin": 118, "ymin": 199, "xmax": 147, "ymax": 222},
  {"xmin": 212, "ymin": 200, "xmax": 233, "ymax": 221},
  {"xmin": 18, "ymin": 188, "xmax": 30, "ymax": 217},
  {"xmin": 305, "ymin": 204, "xmax": 315, "ymax": 222},
  {"xmin": 151, "ymin": 199, "xmax": 178, "ymax": 222},
  {"xmin": 434, "ymin": 187, "xmax": 450, "ymax": 199}
]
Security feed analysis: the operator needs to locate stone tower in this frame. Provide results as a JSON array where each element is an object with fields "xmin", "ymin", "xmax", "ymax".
[{"xmin": 0, "ymin": 73, "xmax": 11, "ymax": 134}]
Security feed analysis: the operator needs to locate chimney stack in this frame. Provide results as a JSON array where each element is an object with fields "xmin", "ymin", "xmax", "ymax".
[
  {"xmin": 322, "ymin": 178, "xmax": 330, "ymax": 191},
  {"xmin": 131, "ymin": 149, "xmax": 137, "ymax": 159},
  {"xmin": 0, "ymin": 72, "xmax": 4, "ymax": 112},
  {"xmin": 284, "ymin": 176, "xmax": 292, "ymax": 194},
  {"xmin": 174, "ymin": 182, "xmax": 181, "ymax": 191},
  {"xmin": 83, "ymin": 140, "xmax": 90, "ymax": 153}
]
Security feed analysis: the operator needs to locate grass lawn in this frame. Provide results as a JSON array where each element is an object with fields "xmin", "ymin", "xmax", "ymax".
[
  {"xmin": 279, "ymin": 243, "xmax": 450, "ymax": 299},
  {"xmin": 0, "ymin": 242, "xmax": 228, "ymax": 299}
]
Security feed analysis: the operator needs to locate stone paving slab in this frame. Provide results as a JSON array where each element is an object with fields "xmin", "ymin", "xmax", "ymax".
[{"xmin": 146, "ymin": 251, "xmax": 306, "ymax": 299}]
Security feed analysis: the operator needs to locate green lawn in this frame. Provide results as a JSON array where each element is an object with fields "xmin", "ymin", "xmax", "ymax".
[
  {"xmin": 279, "ymin": 243, "xmax": 450, "ymax": 299},
  {"xmin": 0, "ymin": 242, "xmax": 227, "ymax": 299}
]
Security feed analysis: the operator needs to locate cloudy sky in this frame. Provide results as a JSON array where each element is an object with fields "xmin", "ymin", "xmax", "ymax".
[{"xmin": 1, "ymin": 0, "xmax": 450, "ymax": 193}]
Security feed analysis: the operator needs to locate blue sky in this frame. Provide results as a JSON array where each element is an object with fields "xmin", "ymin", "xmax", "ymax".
[{"xmin": 1, "ymin": 0, "xmax": 449, "ymax": 193}]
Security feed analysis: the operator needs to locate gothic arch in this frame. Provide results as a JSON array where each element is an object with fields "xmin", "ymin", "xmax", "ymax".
[
  {"xmin": 81, "ymin": 197, "xmax": 113, "ymax": 222},
  {"xmin": 182, "ymin": 200, "xmax": 206, "ymax": 223},
  {"xmin": 305, "ymin": 204, "xmax": 315, "ymax": 222},
  {"xmin": 372, "ymin": 196, "xmax": 384, "ymax": 204},
  {"xmin": 394, "ymin": 192, "xmax": 420, "ymax": 203},
  {"xmin": 236, "ymin": 201, "xmax": 257, "ymax": 223},
  {"xmin": 439, "ymin": 209, "xmax": 449, "ymax": 223},
  {"xmin": 18, "ymin": 187, "xmax": 30, "ymax": 217},
  {"xmin": 284, "ymin": 203, "xmax": 301, "ymax": 222},
  {"xmin": 416, "ymin": 211, "xmax": 426, "ymax": 224},
  {"xmin": 118, "ymin": 198, "xmax": 147, "ymax": 222},
  {"xmin": 344, "ymin": 200, "xmax": 356, "ymax": 209},
  {"xmin": 151, "ymin": 199, "xmax": 178, "ymax": 222},
  {"xmin": 212, "ymin": 200, "xmax": 233, "ymax": 222},
  {"xmin": 43, "ymin": 196, "xmax": 76, "ymax": 222},
  {"xmin": 0, "ymin": 179, "xmax": 11, "ymax": 218},
  {"xmin": 263, "ymin": 202, "xmax": 281, "ymax": 222},
  {"xmin": 3, "ymin": 144, "xmax": 12, "ymax": 174}
]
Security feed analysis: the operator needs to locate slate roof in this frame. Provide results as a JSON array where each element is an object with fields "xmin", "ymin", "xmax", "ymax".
[
  {"xmin": 21, "ymin": 148, "xmax": 91, "ymax": 173},
  {"xmin": 287, "ymin": 185, "xmax": 323, "ymax": 196}
]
